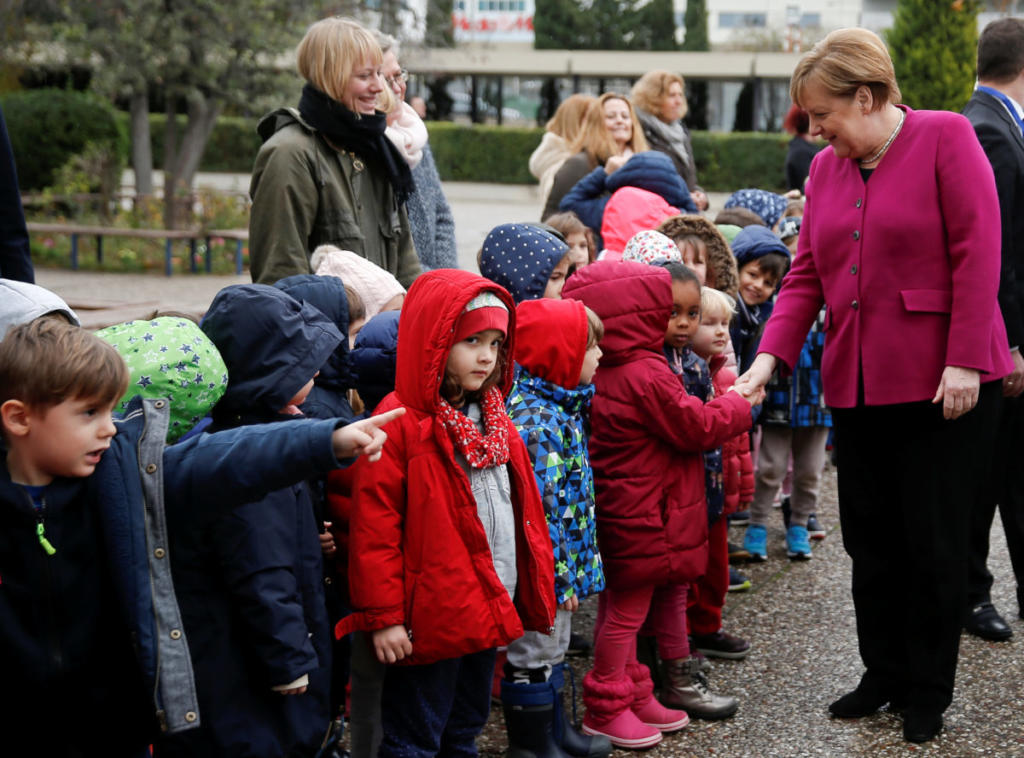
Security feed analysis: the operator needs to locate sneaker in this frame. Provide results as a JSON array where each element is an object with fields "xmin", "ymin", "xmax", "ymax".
[
  {"xmin": 728, "ymin": 566, "xmax": 752, "ymax": 592},
  {"xmin": 582, "ymin": 709, "xmax": 663, "ymax": 749},
  {"xmin": 632, "ymin": 695, "xmax": 690, "ymax": 732},
  {"xmin": 786, "ymin": 524, "xmax": 812, "ymax": 559},
  {"xmin": 691, "ymin": 630, "xmax": 751, "ymax": 660},
  {"xmin": 806, "ymin": 513, "xmax": 827, "ymax": 540},
  {"xmin": 728, "ymin": 509, "xmax": 750, "ymax": 526},
  {"xmin": 727, "ymin": 541, "xmax": 751, "ymax": 563},
  {"xmin": 742, "ymin": 524, "xmax": 768, "ymax": 562}
]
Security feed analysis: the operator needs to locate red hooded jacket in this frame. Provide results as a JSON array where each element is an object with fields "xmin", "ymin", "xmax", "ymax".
[
  {"xmin": 336, "ymin": 269, "xmax": 556, "ymax": 664},
  {"xmin": 709, "ymin": 356, "xmax": 754, "ymax": 516},
  {"xmin": 562, "ymin": 262, "xmax": 753, "ymax": 590}
]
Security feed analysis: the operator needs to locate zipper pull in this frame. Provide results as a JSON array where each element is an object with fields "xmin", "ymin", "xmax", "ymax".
[{"xmin": 36, "ymin": 521, "xmax": 56, "ymax": 556}]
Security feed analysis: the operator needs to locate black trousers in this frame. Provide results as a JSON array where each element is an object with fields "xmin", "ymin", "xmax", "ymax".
[
  {"xmin": 967, "ymin": 392, "xmax": 1024, "ymax": 612},
  {"xmin": 831, "ymin": 381, "xmax": 1000, "ymax": 714}
]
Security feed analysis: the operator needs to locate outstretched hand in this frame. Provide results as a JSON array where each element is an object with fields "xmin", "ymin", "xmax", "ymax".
[
  {"xmin": 732, "ymin": 353, "xmax": 777, "ymax": 406},
  {"xmin": 932, "ymin": 365, "xmax": 980, "ymax": 420},
  {"xmin": 332, "ymin": 407, "xmax": 406, "ymax": 462}
]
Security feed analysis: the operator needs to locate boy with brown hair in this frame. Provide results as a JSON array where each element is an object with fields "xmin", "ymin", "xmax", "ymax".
[{"xmin": 0, "ymin": 318, "xmax": 401, "ymax": 755}]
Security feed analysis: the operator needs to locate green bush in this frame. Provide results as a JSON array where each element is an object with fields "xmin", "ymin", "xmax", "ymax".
[
  {"xmin": 427, "ymin": 121, "xmax": 789, "ymax": 191},
  {"xmin": 428, "ymin": 122, "xmax": 540, "ymax": 184},
  {"xmin": 690, "ymin": 132, "xmax": 790, "ymax": 193},
  {"xmin": 109, "ymin": 111, "xmax": 791, "ymax": 191},
  {"xmin": 1, "ymin": 89, "xmax": 126, "ymax": 190}
]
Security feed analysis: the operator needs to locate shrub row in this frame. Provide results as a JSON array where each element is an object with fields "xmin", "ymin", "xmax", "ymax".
[
  {"xmin": 2, "ymin": 89, "xmax": 791, "ymax": 191},
  {"xmin": 1, "ymin": 89, "xmax": 126, "ymax": 190},
  {"xmin": 426, "ymin": 122, "xmax": 790, "ymax": 192}
]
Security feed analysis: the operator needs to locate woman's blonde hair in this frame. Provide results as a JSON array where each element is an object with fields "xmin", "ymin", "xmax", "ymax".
[
  {"xmin": 297, "ymin": 17, "xmax": 382, "ymax": 104},
  {"xmin": 569, "ymin": 92, "xmax": 649, "ymax": 165},
  {"xmin": 790, "ymin": 27, "xmax": 901, "ymax": 112},
  {"xmin": 545, "ymin": 94, "xmax": 598, "ymax": 143},
  {"xmin": 631, "ymin": 70, "xmax": 687, "ymax": 120}
]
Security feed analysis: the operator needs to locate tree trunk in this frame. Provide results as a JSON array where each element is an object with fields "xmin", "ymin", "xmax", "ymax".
[
  {"xmin": 172, "ymin": 93, "xmax": 222, "ymax": 194},
  {"xmin": 130, "ymin": 91, "xmax": 153, "ymax": 198},
  {"xmin": 163, "ymin": 100, "xmax": 180, "ymax": 229}
]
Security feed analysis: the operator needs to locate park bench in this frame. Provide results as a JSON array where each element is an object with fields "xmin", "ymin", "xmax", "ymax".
[{"xmin": 26, "ymin": 222, "xmax": 249, "ymax": 276}]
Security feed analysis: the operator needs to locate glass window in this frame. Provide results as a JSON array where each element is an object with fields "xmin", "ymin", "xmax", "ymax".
[
  {"xmin": 719, "ymin": 12, "xmax": 767, "ymax": 28},
  {"xmin": 800, "ymin": 12, "xmax": 822, "ymax": 27}
]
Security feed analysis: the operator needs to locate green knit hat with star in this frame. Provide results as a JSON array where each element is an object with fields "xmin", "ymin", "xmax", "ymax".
[{"xmin": 97, "ymin": 317, "xmax": 229, "ymax": 443}]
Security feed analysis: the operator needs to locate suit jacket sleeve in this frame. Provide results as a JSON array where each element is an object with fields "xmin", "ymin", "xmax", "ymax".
[
  {"xmin": 972, "ymin": 116, "xmax": 1024, "ymax": 348},
  {"xmin": 0, "ymin": 105, "xmax": 32, "ymax": 283}
]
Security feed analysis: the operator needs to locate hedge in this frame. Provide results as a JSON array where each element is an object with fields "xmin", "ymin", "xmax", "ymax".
[
  {"xmin": 427, "ymin": 122, "xmax": 791, "ymax": 192},
  {"xmin": 15, "ymin": 100, "xmax": 791, "ymax": 191},
  {"xmin": 1, "ymin": 89, "xmax": 126, "ymax": 190}
]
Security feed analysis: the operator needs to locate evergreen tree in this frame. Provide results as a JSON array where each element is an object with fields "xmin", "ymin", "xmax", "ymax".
[
  {"xmin": 682, "ymin": 0, "xmax": 709, "ymax": 130},
  {"xmin": 533, "ymin": 0, "xmax": 588, "ymax": 49},
  {"xmin": 887, "ymin": 0, "xmax": 979, "ymax": 111},
  {"xmin": 644, "ymin": 0, "xmax": 678, "ymax": 51},
  {"xmin": 681, "ymin": 0, "xmax": 709, "ymax": 51}
]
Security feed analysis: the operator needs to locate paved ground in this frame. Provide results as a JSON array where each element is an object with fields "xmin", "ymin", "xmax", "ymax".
[{"xmin": 29, "ymin": 181, "xmax": 1024, "ymax": 756}]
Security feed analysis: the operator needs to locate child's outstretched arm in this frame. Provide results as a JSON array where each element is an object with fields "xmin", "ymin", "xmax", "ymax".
[
  {"xmin": 165, "ymin": 409, "xmax": 405, "ymax": 510},
  {"xmin": 642, "ymin": 373, "xmax": 761, "ymax": 453}
]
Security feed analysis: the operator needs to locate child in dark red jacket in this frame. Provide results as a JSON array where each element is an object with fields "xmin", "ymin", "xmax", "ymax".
[
  {"xmin": 338, "ymin": 269, "xmax": 556, "ymax": 758},
  {"xmin": 563, "ymin": 261, "xmax": 762, "ymax": 749}
]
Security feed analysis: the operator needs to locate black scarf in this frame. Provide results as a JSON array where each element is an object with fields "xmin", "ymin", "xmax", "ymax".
[{"xmin": 298, "ymin": 83, "xmax": 414, "ymax": 205}]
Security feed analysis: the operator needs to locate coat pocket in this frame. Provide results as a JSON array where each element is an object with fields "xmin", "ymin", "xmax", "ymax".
[
  {"xmin": 900, "ymin": 289, "xmax": 952, "ymax": 314},
  {"xmin": 317, "ymin": 208, "xmax": 364, "ymax": 246}
]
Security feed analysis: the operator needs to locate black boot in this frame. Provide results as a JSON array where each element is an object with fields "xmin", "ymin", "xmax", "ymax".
[
  {"xmin": 501, "ymin": 679, "xmax": 573, "ymax": 758},
  {"xmin": 551, "ymin": 664, "xmax": 612, "ymax": 758}
]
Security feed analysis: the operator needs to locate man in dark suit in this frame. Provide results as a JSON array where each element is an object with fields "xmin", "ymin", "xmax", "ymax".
[
  {"xmin": 962, "ymin": 17, "xmax": 1024, "ymax": 642},
  {"xmin": 0, "ymin": 104, "xmax": 33, "ymax": 283}
]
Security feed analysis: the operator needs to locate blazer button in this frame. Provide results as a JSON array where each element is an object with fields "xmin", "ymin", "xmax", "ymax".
[
  {"xmin": 855, "ymin": 198, "xmax": 863, "ymax": 208},
  {"xmin": 852, "ymin": 230, "xmax": 860, "ymax": 240},
  {"xmin": 850, "ymin": 264, "xmax": 858, "ymax": 274},
  {"xmin": 851, "ymin": 300, "xmax": 859, "ymax": 310}
]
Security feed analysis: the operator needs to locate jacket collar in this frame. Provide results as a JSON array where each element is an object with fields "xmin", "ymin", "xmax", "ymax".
[{"xmin": 513, "ymin": 366, "xmax": 594, "ymax": 415}]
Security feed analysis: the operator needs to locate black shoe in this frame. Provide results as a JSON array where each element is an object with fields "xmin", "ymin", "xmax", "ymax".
[
  {"xmin": 903, "ymin": 710, "xmax": 943, "ymax": 743},
  {"xmin": 727, "ymin": 541, "xmax": 751, "ymax": 563},
  {"xmin": 828, "ymin": 686, "xmax": 889, "ymax": 718},
  {"xmin": 964, "ymin": 602, "xmax": 1013, "ymax": 641},
  {"xmin": 566, "ymin": 632, "xmax": 593, "ymax": 657}
]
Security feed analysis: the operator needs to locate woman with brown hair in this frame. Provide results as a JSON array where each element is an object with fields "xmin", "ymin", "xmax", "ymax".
[
  {"xmin": 631, "ymin": 70, "xmax": 707, "ymax": 210},
  {"xmin": 542, "ymin": 93, "xmax": 648, "ymax": 221},
  {"xmin": 530, "ymin": 94, "xmax": 597, "ymax": 215}
]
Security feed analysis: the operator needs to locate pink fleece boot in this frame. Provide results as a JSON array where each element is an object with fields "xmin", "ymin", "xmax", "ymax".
[
  {"xmin": 581, "ymin": 671, "xmax": 662, "ymax": 749},
  {"xmin": 626, "ymin": 662, "xmax": 689, "ymax": 733}
]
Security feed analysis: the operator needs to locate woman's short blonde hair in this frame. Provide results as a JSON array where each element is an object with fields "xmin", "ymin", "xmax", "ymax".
[
  {"xmin": 569, "ymin": 92, "xmax": 649, "ymax": 165},
  {"xmin": 790, "ymin": 27, "xmax": 901, "ymax": 112},
  {"xmin": 546, "ymin": 94, "xmax": 598, "ymax": 143},
  {"xmin": 297, "ymin": 17, "xmax": 382, "ymax": 104},
  {"xmin": 631, "ymin": 70, "xmax": 687, "ymax": 120}
]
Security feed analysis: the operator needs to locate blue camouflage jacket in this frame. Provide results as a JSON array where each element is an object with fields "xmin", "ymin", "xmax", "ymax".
[{"xmin": 507, "ymin": 366, "xmax": 605, "ymax": 604}]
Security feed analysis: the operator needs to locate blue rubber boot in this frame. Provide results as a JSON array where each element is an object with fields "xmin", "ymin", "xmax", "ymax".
[
  {"xmin": 552, "ymin": 664, "xmax": 612, "ymax": 758},
  {"xmin": 501, "ymin": 678, "xmax": 573, "ymax": 758}
]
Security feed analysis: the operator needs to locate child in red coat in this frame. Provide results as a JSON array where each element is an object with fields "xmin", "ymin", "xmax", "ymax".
[
  {"xmin": 562, "ymin": 261, "xmax": 762, "ymax": 749},
  {"xmin": 338, "ymin": 269, "xmax": 556, "ymax": 758},
  {"xmin": 688, "ymin": 287, "xmax": 756, "ymax": 661}
]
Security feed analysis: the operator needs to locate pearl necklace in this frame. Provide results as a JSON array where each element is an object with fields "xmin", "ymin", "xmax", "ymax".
[{"xmin": 858, "ymin": 109, "xmax": 906, "ymax": 166}]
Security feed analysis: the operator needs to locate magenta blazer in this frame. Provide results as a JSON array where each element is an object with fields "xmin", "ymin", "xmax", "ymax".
[{"xmin": 759, "ymin": 107, "xmax": 1013, "ymax": 408}]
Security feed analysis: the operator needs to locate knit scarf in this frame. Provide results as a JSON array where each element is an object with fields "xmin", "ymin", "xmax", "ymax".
[
  {"xmin": 298, "ymin": 84, "xmax": 414, "ymax": 205},
  {"xmin": 437, "ymin": 386, "xmax": 511, "ymax": 469},
  {"xmin": 636, "ymin": 108, "xmax": 691, "ymax": 170}
]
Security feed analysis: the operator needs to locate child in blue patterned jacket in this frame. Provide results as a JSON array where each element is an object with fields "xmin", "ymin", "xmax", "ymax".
[{"xmin": 504, "ymin": 296, "xmax": 610, "ymax": 758}]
